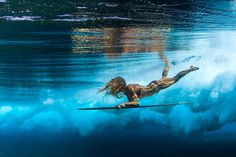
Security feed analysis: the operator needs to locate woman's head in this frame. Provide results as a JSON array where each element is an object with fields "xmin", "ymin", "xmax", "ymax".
[{"xmin": 99, "ymin": 77, "xmax": 126, "ymax": 98}]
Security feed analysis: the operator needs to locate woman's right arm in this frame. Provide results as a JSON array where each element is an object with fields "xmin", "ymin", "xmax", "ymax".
[{"xmin": 115, "ymin": 85, "xmax": 139, "ymax": 108}]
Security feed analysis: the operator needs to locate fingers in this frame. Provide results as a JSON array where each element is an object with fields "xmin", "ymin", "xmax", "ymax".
[{"xmin": 116, "ymin": 104, "xmax": 126, "ymax": 109}]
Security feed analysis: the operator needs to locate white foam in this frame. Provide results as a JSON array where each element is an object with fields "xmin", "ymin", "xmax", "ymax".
[
  {"xmin": 2, "ymin": 16, "xmax": 41, "ymax": 21},
  {"xmin": 43, "ymin": 98, "xmax": 55, "ymax": 105},
  {"xmin": 0, "ymin": 106, "xmax": 12, "ymax": 114},
  {"xmin": 102, "ymin": 16, "xmax": 132, "ymax": 20},
  {"xmin": 52, "ymin": 18, "xmax": 95, "ymax": 22}
]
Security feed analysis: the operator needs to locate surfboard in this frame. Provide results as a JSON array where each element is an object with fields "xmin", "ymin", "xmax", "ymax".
[{"xmin": 77, "ymin": 102, "xmax": 191, "ymax": 110}]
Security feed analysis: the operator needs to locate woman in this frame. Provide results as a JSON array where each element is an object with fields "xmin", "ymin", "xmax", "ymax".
[{"xmin": 99, "ymin": 54, "xmax": 199, "ymax": 108}]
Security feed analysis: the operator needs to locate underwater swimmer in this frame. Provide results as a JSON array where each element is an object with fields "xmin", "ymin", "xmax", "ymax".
[{"xmin": 99, "ymin": 53, "xmax": 199, "ymax": 108}]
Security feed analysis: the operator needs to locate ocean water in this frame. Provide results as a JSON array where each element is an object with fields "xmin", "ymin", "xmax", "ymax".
[{"xmin": 1, "ymin": 0, "xmax": 236, "ymax": 156}]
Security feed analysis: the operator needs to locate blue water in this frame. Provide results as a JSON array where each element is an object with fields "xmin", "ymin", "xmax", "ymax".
[{"xmin": 1, "ymin": 0, "xmax": 236, "ymax": 156}]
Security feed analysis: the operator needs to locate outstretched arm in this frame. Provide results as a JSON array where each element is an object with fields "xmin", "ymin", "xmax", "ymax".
[{"xmin": 116, "ymin": 97, "xmax": 139, "ymax": 108}]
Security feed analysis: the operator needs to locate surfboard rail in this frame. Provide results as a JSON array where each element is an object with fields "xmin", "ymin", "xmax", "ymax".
[{"xmin": 77, "ymin": 102, "xmax": 191, "ymax": 110}]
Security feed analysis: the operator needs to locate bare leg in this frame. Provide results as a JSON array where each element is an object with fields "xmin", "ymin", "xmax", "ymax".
[
  {"xmin": 159, "ymin": 52, "xmax": 170, "ymax": 78},
  {"xmin": 156, "ymin": 66, "xmax": 199, "ymax": 90},
  {"xmin": 173, "ymin": 66, "xmax": 199, "ymax": 82},
  {"xmin": 147, "ymin": 52, "xmax": 170, "ymax": 87}
]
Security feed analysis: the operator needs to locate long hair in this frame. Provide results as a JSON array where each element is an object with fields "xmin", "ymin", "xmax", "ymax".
[{"xmin": 98, "ymin": 77, "xmax": 126, "ymax": 98}]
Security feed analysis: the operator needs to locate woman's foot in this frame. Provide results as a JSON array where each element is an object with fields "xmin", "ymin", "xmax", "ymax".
[{"xmin": 189, "ymin": 65, "xmax": 199, "ymax": 71}]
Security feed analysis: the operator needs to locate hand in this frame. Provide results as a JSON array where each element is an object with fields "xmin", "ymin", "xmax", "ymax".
[{"xmin": 115, "ymin": 103, "xmax": 126, "ymax": 109}]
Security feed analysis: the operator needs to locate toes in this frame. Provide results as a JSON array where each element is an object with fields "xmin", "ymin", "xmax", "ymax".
[{"xmin": 190, "ymin": 66, "xmax": 199, "ymax": 71}]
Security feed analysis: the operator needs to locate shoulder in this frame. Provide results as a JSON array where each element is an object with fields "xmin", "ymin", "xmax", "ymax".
[
  {"xmin": 126, "ymin": 84, "xmax": 136, "ymax": 90},
  {"xmin": 126, "ymin": 84, "xmax": 142, "ymax": 92},
  {"xmin": 124, "ymin": 84, "xmax": 135, "ymax": 94}
]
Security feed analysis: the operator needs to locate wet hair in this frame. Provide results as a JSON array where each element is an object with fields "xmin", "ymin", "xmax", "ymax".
[{"xmin": 98, "ymin": 77, "xmax": 126, "ymax": 98}]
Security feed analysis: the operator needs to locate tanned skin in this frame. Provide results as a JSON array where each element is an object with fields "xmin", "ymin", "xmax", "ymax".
[{"xmin": 116, "ymin": 53, "xmax": 199, "ymax": 108}]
